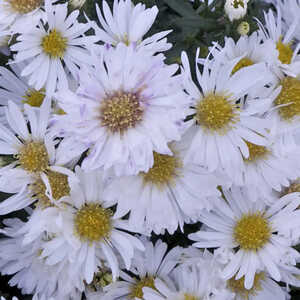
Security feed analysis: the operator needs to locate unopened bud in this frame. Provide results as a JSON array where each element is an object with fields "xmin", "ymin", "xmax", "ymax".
[{"xmin": 237, "ymin": 21, "xmax": 250, "ymax": 35}]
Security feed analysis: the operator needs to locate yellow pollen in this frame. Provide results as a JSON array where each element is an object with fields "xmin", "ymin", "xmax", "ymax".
[
  {"xmin": 227, "ymin": 272, "xmax": 265, "ymax": 299},
  {"xmin": 243, "ymin": 141, "xmax": 270, "ymax": 163},
  {"xmin": 7, "ymin": 0, "xmax": 42, "ymax": 14},
  {"xmin": 100, "ymin": 91, "xmax": 143, "ymax": 134},
  {"xmin": 276, "ymin": 38, "xmax": 293, "ymax": 65},
  {"xmin": 74, "ymin": 203, "xmax": 112, "ymax": 243},
  {"xmin": 232, "ymin": 57, "xmax": 254, "ymax": 74},
  {"xmin": 22, "ymin": 88, "xmax": 45, "ymax": 107},
  {"xmin": 275, "ymin": 77, "xmax": 300, "ymax": 121},
  {"xmin": 142, "ymin": 151, "xmax": 182, "ymax": 188},
  {"xmin": 41, "ymin": 29, "xmax": 67, "ymax": 58},
  {"xmin": 195, "ymin": 93, "xmax": 238, "ymax": 133},
  {"xmin": 184, "ymin": 294, "xmax": 199, "ymax": 300},
  {"xmin": 31, "ymin": 171, "xmax": 70, "ymax": 207},
  {"xmin": 234, "ymin": 213, "xmax": 271, "ymax": 251},
  {"xmin": 17, "ymin": 142, "xmax": 49, "ymax": 172},
  {"xmin": 129, "ymin": 276, "xmax": 155, "ymax": 299}
]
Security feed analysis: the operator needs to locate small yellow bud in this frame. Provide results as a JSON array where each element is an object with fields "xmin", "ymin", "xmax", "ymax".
[{"xmin": 237, "ymin": 21, "xmax": 250, "ymax": 36}]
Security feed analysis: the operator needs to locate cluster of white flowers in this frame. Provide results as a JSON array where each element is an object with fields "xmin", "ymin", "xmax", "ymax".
[{"xmin": 0, "ymin": 0, "xmax": 300, "ymax": 299}]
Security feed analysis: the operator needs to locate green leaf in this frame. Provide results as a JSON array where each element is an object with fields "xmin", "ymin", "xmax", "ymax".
[
  {"xmin": 163, "ymin": 0, "xmax": 198, "ymax": 18},
  {"xmin": 172, "ymin": 16, "xmax": 223, "ymax": 32}
]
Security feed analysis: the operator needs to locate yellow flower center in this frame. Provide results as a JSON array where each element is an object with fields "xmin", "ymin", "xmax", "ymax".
[
  {"xmin": 17, "ymin": 142, "xmax": 49, "ymax": 172},
  {"xmin": 142, "ymin": 151, "xmax": 182, "ymax": 188},
  {"xmin": 275, "ymin": 77, "xmax": 300, "ymax": 121},
  {"xmin": 31, "ymin": 171, "xmax": 70, "ymax": 207},
  {"xmin": 41, "ymin": 29, "xmax": 67, "ymax": 59},
  {"xmin": 276, "ymin": 38, "xmax": 293, "ymax": 65},
  {"xmin": 184, "ymin": 294, "xmax": 199, "ymax": 300},
  {"xmin": 100, "ymin": 91, "xmax": 143, "ymax": 134},
  {"xmin": 232, "ymin": 57, "xmax": 254, "ymax": 74},
  {"xmin": 74, "ymin": 203, "xmax": 112, "ymax": 243},
  {"xmin": 195, "ymin": 93, "xmax": 238, "ymax": 133},
  {"xmin": 234, "ymin": 213, "xmax": 271, "ymax": 251},
  {"xmin": 227, "ymin": 272, "xmax": 265, "ymax": 299},
  {"xmin": 130, "ymin": 276, "xmax": 155, "ymax": 299},
  {"xmin": 243, "ymin": 141, "xmax": 270, "ymax": 163},
  {"xmin": 22, "ymin": 88, "xmax": 45, "ymax": 107},
  {"xmin": 7, "ymin": 0, "xmax": 42, "ymax": 14}
]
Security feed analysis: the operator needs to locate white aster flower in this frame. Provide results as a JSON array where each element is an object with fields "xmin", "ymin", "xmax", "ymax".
[
  {"xmin": 0, "ymin": 99, "xmax": 74, "ymax": 215},
  {"xmin": 21, "ymin": 166, "xmax": 145, "ymax": 283},
  {"xmin": 0, "ymin": 218, "xmax": 83, "ymax": 300},
  {"xmin": 189, "ymin": 187, "xmax": 300, "ymax": 289},
  {"xmin": 55, "ymin": 43, "xmax": 187, "ymax": 176},
  {"xmin": 93, "ymin": 0, "xmax": 171, "ymax": 53},
  {"xmin": 210, "ymin": 32, "xmax": 278, "ymax": 75},
  {"xmin": 10, "ymin": 0, "xmax": 95, "ymax": 97},
  {"xmin": 238, "ymin": 134, "xmax": 300, "ymax": 201},
  {"xmin": 104, "ymin": 134, "xmax": 223, "ymax": 234},
  {"xmin": 143, "ymin": 263, "xmax": 233, "ymax": 300},
  {"xmin": 0, "ymin": 62, "xmax": 46, "ymax": 109},
  {"xmin": 181, "ymin": 50, "xmax": 272, "ymax": 185},
  {"xmin": 224, "ymin": 0, "xmax": 248, "ymax": 22},
  {"xmin": 105, "ymin": 238, "xmax": 183, "ymax": 299},
  {"xmin": 257, "ymin": 8, "xmax": 300, "ymax": 76},
  {"xmin": 0, "ymin": 0, "xmax": 44, "ymax": 32}
]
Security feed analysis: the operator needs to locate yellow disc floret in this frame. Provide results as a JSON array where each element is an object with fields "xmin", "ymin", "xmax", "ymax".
[
  {"xmin": 227, "ymin": 272, "xmax": 265, "ymax": 299},
  {"xmin": 22, "ymin": 88, "xmax": 45, "ymax": 107},
  {"xmin": 7, "ymin": 0, "xmax": 42, "ymax": 14},
  {"xmin": 232, "ymin": 57, "xmax": 254, "ymax": 74},
  {"xmin": 196, "ymin": 93, "xmax": 238, "ymax": 133},
  {"xmin": 184, "ymin": 294, "xmax": 199, "ymax": 300},
  {"xmin": 275, "ymin": 77, "xmax": 300, "ymax": 121},
  {"xmin": 234, "ymin": 212, "xmax": 271, "ymax": 251},
  {"xmin": 31, "ymin": 171, "xmax": 70, "ymax": 207},
  {"xmin": 18, "ymin": 142, "xmax": 49, "ymax": 172},
  {"xmin": 244, "ymin": 141, "xmax": 270, "ymax": 163},
  {"xmin": 74, "ymin": 203, "xmax": 112, "ymax": 243},
  {"xmin": 142, "ymin": 151, "xmax": 182, "ymax": 188},
  {"xmin": 276, "ymin": 38, "xmax": 293, "ymax": 65},
  {"xmin": 42, "ymin": 29, "xmax": 67, "ymax": 58},
  {"xmin": 129, "ymin": 276, "xmax": 155, "ymax": 299},
  {"xmin": 100, "ymin": 91, "xmax": 143, "ymax": 134}
]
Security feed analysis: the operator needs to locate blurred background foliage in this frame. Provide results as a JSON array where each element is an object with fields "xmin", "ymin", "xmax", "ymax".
[{"xmin": 2, "ymin": 0, "xmax": 300, "ymax": 299}]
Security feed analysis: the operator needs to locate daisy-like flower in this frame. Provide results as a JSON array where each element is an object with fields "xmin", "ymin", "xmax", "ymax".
[
  {"xmin": 105, "ymin": 238, "xmax": 183, "ymax": 299},
  {"xmin": 0, "ymin": 218, "xmax": 84, "ymax": 300},
  {"xmin": 0, "ymin": 62, "xmax": 46, "ymax": 109},
  {"xmin": 210, "ymin": 32, "xmax": 277, "ymax": 75},
  {"xmin": 181, "ymin": 50, "xmax": 272, "ymax": 185},
  {"xmin": 257, "ymin": 8, "xmax": 300, "ymax": 76},
  {"xmin": 93, "ymin": 0, "xmax": 171, "ymax": 53},
  {"xmin": 0, "ymin": 99, "xmax": 75, "ymax": 215},
  {"xmin": 10, "ymin": 0, "xmax": 95, "ymax": 97},
  {"xmin": 55, "ymin": 43, "xmax": 188, "ymax": 176},
  {"xmin": 226, "ymin": 270, "xmax": 289, "ymax": 300},
  {"xmin": 239, "ymin": 135, "xmax": 300, "ymax": 201},
  {"xmin": 189, "ymin": 187, "xmax": 300, "ymax": 289},
  {"xmin": 143, "ymin": 263, "xmax": 233, "ymax": 300},
  {"xmin": 224, "ymin": 0, "xmax": 248, "ymax": 22},
  {"xmin": 0, "ymin": 0, "xmax": 44, "ymax": 32},
  {"xmin": 21, "ymin": 166, "xmax": 145, "ymax": 283},
  {"xmin": 104, "ymin": 134, "xmax": 224, "ymax": 234}
]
